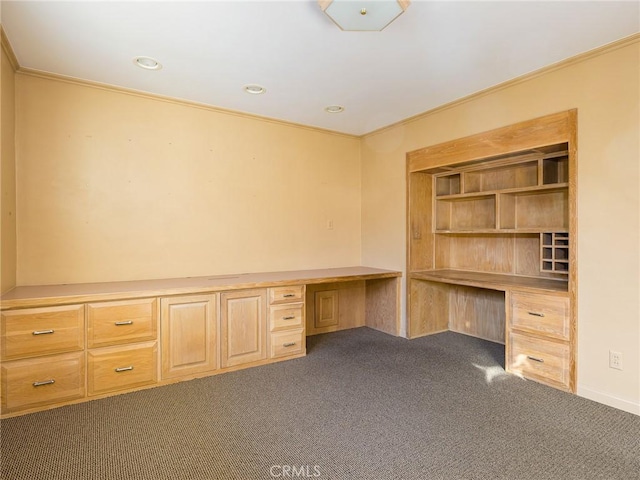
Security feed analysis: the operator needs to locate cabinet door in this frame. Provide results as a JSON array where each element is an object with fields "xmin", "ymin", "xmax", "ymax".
[
  {"xmin": 220, "ymin": 289, "xmax": 267, "ymax": 368},
  {"xmin": 160, "ymin": 294, "xmax": 217, "ymax": 380}
]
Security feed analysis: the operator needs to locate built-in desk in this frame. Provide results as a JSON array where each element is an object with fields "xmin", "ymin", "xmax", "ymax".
[
  {"xmin": 410, "ymin": 269, "xmax": 573, "ymax": 392},
  {"xmin": 1, "ymin": 267, "xmax": 401, "ymax": 417}
]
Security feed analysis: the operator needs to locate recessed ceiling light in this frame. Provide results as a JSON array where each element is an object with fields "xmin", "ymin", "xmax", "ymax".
[
  {"xmin": 134, "ymin": 56, "xmax": 162, "ymax": 70},
  {"xmin": 244, "ymin": 84, "xmax": 266, "ymax": 95},
  {"xmin": 325, "ymin": 105, "xmax": 345, "ymax": 113}
]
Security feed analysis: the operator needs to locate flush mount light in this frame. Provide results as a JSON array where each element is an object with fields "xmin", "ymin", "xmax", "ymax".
[
  {"xmin": 325, "ymin": 105, "xmax": 345, "ymax": 113},
  {"xmin": 319, "ymin": 0, "xmax": 410, "ymax": 31},
  {"xmin": 134, "ymin": 56, "xmax": 162, "ymax": 70},
  {"xmin": 244, "ymin": 84, "xmax": 267, "ymax": 95}
]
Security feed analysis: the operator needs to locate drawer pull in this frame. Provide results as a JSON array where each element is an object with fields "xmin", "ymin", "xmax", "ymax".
[
  {"xmin": 527, "ymin": 311, "xmax": 545, "ymax": 317},
  {"xmin": 283, "ymin": 293, "xmax": 296, "ymax": 298},
  {"xmin": 32, "ymin": 329, "xmax": 55, "ymax": 335},
  {"xmin": 283, "ymin": 342, "xmax": 297, "ymax": 347},
  {"xmin": 282, "ymin": 315, "xmax": 296, "ymax": 320},
  {"xmin": 33, "ymin": 379, "xmax": 56, "ymax": 387},
  {"xmin": 115, "ymin": 366, "xmax": 134, "ymax": 373},
  {"xmin": 115, "ymin": 320, "xmax": 134, "ymax": 326},
  {"xmin": 527, "ymin": 355, "xmax": 545, "ymax": 363}
]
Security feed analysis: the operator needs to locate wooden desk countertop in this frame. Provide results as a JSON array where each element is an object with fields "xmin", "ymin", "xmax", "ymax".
[
  {"xmin": 1, "ymin": 266, "xmax": 402, "ymax": 310},
  {"xmin": 411, "ymin": 269, "xmax": 568, "ymax": 293}
]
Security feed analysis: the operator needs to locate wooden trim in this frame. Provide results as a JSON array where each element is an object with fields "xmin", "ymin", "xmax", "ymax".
[
  {"xmin": 408, "ymin": 110, "xmax": 575, "ymax": 172},
  {"xmin": 1, "ymin": 27, "xmax": 19, "ymax": 71}
]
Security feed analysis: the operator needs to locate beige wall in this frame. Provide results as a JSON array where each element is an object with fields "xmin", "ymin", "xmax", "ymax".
[
  {"xmin": 15, "ymin": 74, "xmax": 362, "ymax": 285},
  {"xmin": 361, "ymin": 38, "xmax": 640, "ymax": 414},
  {"xmin": 1, "ymin": 44, "xmax": 17, "ymax": 293}
]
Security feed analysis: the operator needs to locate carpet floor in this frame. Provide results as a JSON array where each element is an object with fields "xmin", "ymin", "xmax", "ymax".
[{"xmin": 1, "ymin": 328, "xmax": 639, "ymax": 480}]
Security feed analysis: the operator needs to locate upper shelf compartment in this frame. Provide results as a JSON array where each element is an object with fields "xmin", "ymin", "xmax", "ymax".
[{"xmin": 433, "ymin": 146, "xmax": 569, "ymax": 233}]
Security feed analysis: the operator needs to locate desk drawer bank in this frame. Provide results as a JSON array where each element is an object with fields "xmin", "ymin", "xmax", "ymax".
[{"xmin": 1, "ymin": 267, "xmax": 401, "ymax": 417}]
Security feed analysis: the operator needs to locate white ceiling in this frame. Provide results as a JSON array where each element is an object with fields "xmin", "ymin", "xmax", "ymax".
[{"xmin": 2, "ymin": 1, "xmax": 639, "ymax": 136}]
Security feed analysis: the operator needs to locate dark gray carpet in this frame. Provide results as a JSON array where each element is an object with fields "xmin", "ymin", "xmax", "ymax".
[{"xmin": 1, "ymin": 328, "xmax": 639, "ymax": 480}]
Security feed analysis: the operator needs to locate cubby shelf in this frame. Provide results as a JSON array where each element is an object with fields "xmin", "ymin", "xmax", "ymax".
[{"xmin": 541, "ymin": 232, "xmax": 570, "ymax": 274}]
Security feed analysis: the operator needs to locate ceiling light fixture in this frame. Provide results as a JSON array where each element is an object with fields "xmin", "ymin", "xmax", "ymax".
[
  {"xmin": 133, "ymin": 56, "xmax": 162, "ymax": 70},
  {"xmin": 319, "ymin": 0, "xmax": 410, "ymax": 31},
  {"xmin": 325, "ymin": 105, "xmax": 345, "ymax": 113},
  {"xmin": 244, "ymin": 84, "xmax": 266, "ymax": 95}
]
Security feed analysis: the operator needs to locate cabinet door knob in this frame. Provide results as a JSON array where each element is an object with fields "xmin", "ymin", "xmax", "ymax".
[
  {"xmin": 115, "ymin": 366, "xmax": 134, "ymax": 373},
  {"xmin": 283, "ymin": 293, "xmax": 296, "ymax": 298},
  {"xmin": 33, "ymin": 379, "xmax": 56, "ymax": 387},
  {"xmin": 527, "ymin": 311, "xmax": 545, "ymax": 317},
  {"xmin": 115, "ymin": 320, "xmax": 134, "ymax": 326},
  {"xmin": 282, "ymin": 315, "xmax": 296, "ymax": 320},
  {"xmin": 32, "ymin": 329, "xmax": 54, "ymax": 335},
  {"xmin": 283, "ymin": 342, "xmax": 297, "ymax": 347}
]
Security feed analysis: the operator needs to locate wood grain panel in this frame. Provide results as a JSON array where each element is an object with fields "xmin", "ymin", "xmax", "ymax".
[
  {"xmin": 305, "ymin": 281, "xmax": 365, "ymax": 336},
  {"xmin": 408, "ymin": 279, "xmax": 450, "ymax": 338},
  {"xmin": 1, "ymin": 305, "xmax": 85, "ymax": 361},
  {"xmin": 508, "ymin": 331, "xmax": 570, "ymax": 391},
  {"xmin": 220, "ymin": 289, "xmax": 267, "ymax": 368},
  {"xmin": 407, "ymin": 171, "xmax": 434, "ymax": 272},
  {"xmin": 364, "ymin": 277, "xmax": 400, "ymax": 336},
  {"xmin": 1, "ymin": 352, "xmax": 85, "ymax": 414},
  {"xmin": 160, "ymin": 294, "xmax": 217, "ymax": 379},
  {"xmin": 408, "ymin": 110, "xmax": 573, "ymax": 172},
  {"xmin": 449, "ymin": 286, "xmax": 505, "ymax": 344},
  {"xmin": 88, "ymin": 342, "xmax": 157, "ymax": 396},
  {"xmin": 447, "ymin": 234, "xmax": 514, "ymax": 273},
  {"xmin": 87, "ymin": 298, "xmax": 157, "ymax": 348}
]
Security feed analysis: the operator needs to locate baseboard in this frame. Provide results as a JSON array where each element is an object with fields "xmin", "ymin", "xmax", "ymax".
[{"xmin": 577, "ymin": 385, "xmax": 640, "ymax": 415}]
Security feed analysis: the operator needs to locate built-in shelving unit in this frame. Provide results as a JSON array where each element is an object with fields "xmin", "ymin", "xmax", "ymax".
[
  {"xmin": 406, "ymin": 110, "xmax": 577, "ymax": 393},
  {"xmin": 433, "ymin": 151, "xmax": 569, "ymax": 233}
]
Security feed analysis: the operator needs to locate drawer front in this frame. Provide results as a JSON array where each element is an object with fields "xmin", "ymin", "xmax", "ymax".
[
  {"xmin": 88, "ymin": 298, "xmax": 157, "ymax": 348},
  {"xmin": 269, "ymin": 304, "xmax": 304, "ymax": 332},
  {"xmin": 270, "ymin": 329, "xmax": 305, "ymax": 359},
  {"xmin": 510, "ymin": 292, "xmax": 570, "ymax": 340},
  {"xmin": 1, "ymin": 352, "xmax": 85, "ymax": 413},
  {"xmin": 88, "ymin": 342, "xmax": 158, "ymax": 396},
  {"xmin": 508, "ymin": 331, "xmax": 570, "ymax": 390},
  {"xmin": 269, "ymin": 286, "xmax": 304, "ymax": 305},
  {"xmin": 1, "ymin": 305, "xmax": 85, "ymax": 361}
]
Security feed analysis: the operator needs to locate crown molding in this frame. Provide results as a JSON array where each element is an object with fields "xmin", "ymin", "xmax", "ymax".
[
  {"xmin": 364, "ymin": 32, "xmax": 640, "ymax": 138},
  {"xmin": 1, "ymin": 26, "xmax": 19, "ymax": 72}
]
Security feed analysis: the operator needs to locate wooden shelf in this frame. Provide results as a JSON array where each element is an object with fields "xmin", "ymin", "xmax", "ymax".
[{"xmin": 411, "ymin": 269, "xmax": 568, "ymax": 293}]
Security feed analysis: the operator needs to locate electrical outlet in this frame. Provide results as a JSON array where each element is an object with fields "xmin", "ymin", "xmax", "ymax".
[{"xmin": 609, "ymin": 350, "xmax": 623, "ymax": 370}]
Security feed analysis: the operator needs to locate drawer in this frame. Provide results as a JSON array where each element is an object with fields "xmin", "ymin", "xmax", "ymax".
[
  {"xmin": 88, "ymin": 298, "xmax": 157, "ymax": 348},
  {"xmin": 510, "ymin": 292, "xmax": 570, "ymax": 340},
  {"xmin": 268, "ymin": 286, "xmax": 304, "ymax": 305},
  {"xmin": 1, "ymin": 352, "xmax": 85, "ymax": 414},
  {"xmin": 269, "ymin": 304, "xmax": 304, "ymax": 332},
  {"xmin": 1, "ymin": 305, "xmax": 85, "ymax": 361},
  {"xmin": 270, "ymin": 329, "xmax": 305, "ymax": 359},
  {"xmin": 508, "ymin": 331, "xmax": 570, "ymax": 390},
  {"xmin": 88, "ymin": 342, "xmax": 158, "ymax": 396}
]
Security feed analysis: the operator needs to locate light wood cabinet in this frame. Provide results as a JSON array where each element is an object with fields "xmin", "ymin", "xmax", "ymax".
[
  {"xmin": 87, "ymin": 298, "xmax": 157, "ymax": 348},
  {"xmin": 1, "ymin": 267, "xmax": 399, "ymax": 416},
  {"xmin": 1, "ymin": 352, "xmax": 85, "ymax": 414},
  {"xmin": 87, "ymin": 298, "xmax": 159, "ymax": 396},
  {"xmin": 268, "ymin": 286, "xmax": 305, "ymax": 360},
  {"xmin": 88, "ymin": 342, "xmax": 157, "ymax": 396},
  {"xmin": 406, "ymin": 110, "xmax": 577, "ymax": 393},
  {"xmin": 0, "ymin": 305, "xmax": 86, "ymax": 413},
  {"xmin": 1, "ymin": 305, "xmax": 85, "ymax": 361},
  {"xmin": 220, "ymin": 289, "xmax": 267, "ymax": 368},
  {"xmin": 161, "ymin": 294, "xmax": 217, "ymax": 379}
]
